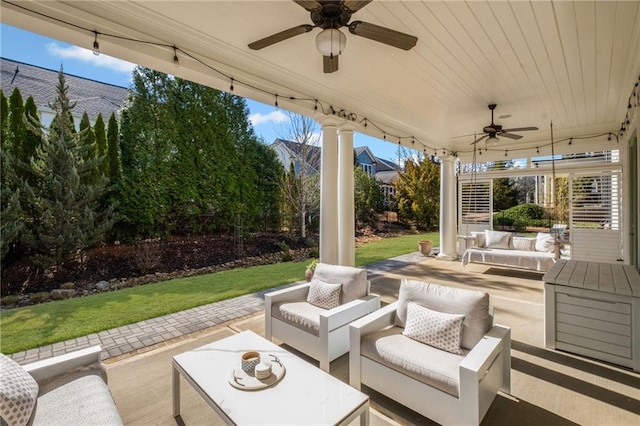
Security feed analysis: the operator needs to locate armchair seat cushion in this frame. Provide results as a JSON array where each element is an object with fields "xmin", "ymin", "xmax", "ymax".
[
  {"xmin": 361, "ymin": 326, "xmax": 467, "ymax": 397},
  {"xmin": 274, "ymin": 301, "xmax": 327, "ymax": 336},
  {"xmin": 32, "ymin": 370, "xmax": 121, "ymax": 426}
]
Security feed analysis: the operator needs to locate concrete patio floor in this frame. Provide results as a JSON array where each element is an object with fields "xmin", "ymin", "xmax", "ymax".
[{"xmin": 103, "ymin": 254, "xmax": 639, "ymax": 425}]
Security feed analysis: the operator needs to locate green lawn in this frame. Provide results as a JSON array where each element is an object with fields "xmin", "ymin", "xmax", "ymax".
[{"xmin": 0, "ymin": 232, "xmax": 438, "ymax": 354}]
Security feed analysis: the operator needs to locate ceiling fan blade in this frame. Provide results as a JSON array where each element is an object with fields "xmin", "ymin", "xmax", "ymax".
[
  {"xmin": 500, "ymin": 132, "xmax": 523, "ymax": 140},
  {"xmin": 501, "ymin": 126, "xmax": 539, "ymax": 132},
  {"xmin": 293, "ymin": 0, "xmax": 321, "ymax": 12},
  {"xmin": 248, "ymin": 24, "xmax": 314, "ymax": 50},
  {"xmin": 323, "ymin": 55, "xmax": 339, "ymax": 73},
  {"xmin": 470, "ymin": 134, "xmax": 489, "ymax": 145},
  {"xmin": 343, "ymin": 0, "xmax": 373, "ymax": 13},
  {"xmin": 348, "ymin": 21, "xmax": 418, "ymax": 50}
]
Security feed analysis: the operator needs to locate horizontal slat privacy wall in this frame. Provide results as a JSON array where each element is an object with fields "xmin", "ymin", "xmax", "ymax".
[{"xmin": 569, "ymin": 170, "xmax": 623, "ymax": 262}]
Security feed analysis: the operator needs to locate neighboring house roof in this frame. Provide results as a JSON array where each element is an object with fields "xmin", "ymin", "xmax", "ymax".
[
  {"xmin": 374, "ymin": 157, "xmax": 399, "ymax": 172},
  {"xmin": 1, "ymin": 57, "xmax": 129, "ymax": 122},
  {"xmin": 376, "ymin": 170, "xmax": 399, "ymax": 185},
  {"xmin": 272, "ymin": 138, "xmax": 321, "ymax": 172}
]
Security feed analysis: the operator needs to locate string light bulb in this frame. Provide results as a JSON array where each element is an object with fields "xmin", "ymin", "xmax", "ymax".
[
  {"xmin": 92, "ymin": 31, "xmax": 100, "ymax": 56},
  {"xmin": 230, "ymin": 78, "xmax": 234, "ymax": 92},
  {"xmin": 275, "ymin": 95, "xmax": 278, "ymax": 107}
]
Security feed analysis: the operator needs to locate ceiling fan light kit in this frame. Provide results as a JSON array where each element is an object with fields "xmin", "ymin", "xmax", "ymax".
[
  {"xmin": 247, "ymin": 0, "xmax": 417, "ymax": 73},
  {"xmin": 316, "ymin": 28, "xmax": 346, "ymax": 57}
]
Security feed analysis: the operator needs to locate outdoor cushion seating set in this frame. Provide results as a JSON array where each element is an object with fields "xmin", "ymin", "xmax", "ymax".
[
  {"xmin": 264, "ymin": 262, "xmax": 512, "ymax": 425},
  {"xmin": 461, "ymin": 229, "xmax": 559, "ymax": 272},
  {"xmin": 2, "ymin": 262, "xmax": 512, "ymax": 426}
]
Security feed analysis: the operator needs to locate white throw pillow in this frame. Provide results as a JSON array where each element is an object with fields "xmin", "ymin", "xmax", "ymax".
[
  {"xmin": 402, "ymin": 302, "xmax": 465, "ymax": 354},
  {"xmin": 0, "ymin": 354, "xmax": 39, "ymax": 426},
  {"xmin": 306, "ymin": 279, "xmax": 342, "ymax": 310},
  {"xmin": 512, "ymin": 236, "xmax": 536, "ymax": 251},
  {"xmin": 535, "ymin": 232, "xmax": 555, "ymax": 253},
  {"xmin": 484, "ymin": 230, "xmax": 512, "ymax": 249},
  {"xmin": 470, "ymin": 231, "xmax": 485, "ymax": 247}
]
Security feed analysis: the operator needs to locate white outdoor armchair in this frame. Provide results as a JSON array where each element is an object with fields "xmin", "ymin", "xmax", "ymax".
[
  {"xmin": 349, "ymin": 279, "xmax": 511, "ymax": 426},
  {"xmin": 264, "ymin": 262, "xmax": 380, "ymax": 372}
]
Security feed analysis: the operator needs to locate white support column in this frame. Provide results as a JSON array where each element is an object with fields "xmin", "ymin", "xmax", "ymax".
[
  {"xmin": 338, "ymin": 125, "xmax": 355, "ymax": 266},
  {"xmin": 438, "ymin": 155, "xmax": 458, "ymax": 260},
  {"xmin": 320, "ymin": 120, "xmax": 339, "ymax": 264}
]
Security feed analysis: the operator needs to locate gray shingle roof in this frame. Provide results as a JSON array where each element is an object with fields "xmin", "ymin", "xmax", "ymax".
[{"xmin": 1, "ymin": 57, "xmax": 129, "ymax": 120}]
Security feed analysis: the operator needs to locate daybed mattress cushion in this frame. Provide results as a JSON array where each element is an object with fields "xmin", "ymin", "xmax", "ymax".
[
  {"xmin": 33, "ymin": 370, "xmax": 123, "ymax": 426},
  {"xmin": 461, "ymin": 247, "xmax": 556, "ymax": 272},
  {"xmin": 361, "ymin": 326, "xmax": 467, "ymax": 397},
  {"xmin": 273, "ymin": 301, "xmax": 325, "ymax": 336}
]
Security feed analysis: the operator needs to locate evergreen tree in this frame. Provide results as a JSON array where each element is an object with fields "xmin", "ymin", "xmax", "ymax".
[
  {"xmin": 0, "ymin": 91, "xmax": 23, "ymax": 261},
  {"xmin": 78, "ymin": 111, "xmax": 97, "ymax": 184},
  {"xmin": 23, "ymin": 69, "xmax": 112, "ymax": 268},
  {"xmin": 354, "ymin": 167, "xmax": 385, "ymax": 227},
  {"xmin": 8, "ymin": 88, "xmax": 26, "ymax": 159},
  {"xmin": 1, "ymin": 91, "xmax": 9, "ymax": 151},
  {"xmin": 395, "ymin": 157, "xmax": 440, "ymax": 230},
  {"xmin": 22, "ymin": 96, "xmax": 42, "ymax": 165},
  {"xmin": 94, "ymin": 113, "xmax": 108, "ymax": 178},
  {"xmin": 107, "ymin": 112, "xmax": 121, "ymax": 181}
]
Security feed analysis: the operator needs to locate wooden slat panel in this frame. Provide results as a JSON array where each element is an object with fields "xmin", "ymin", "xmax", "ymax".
[
  {"xmin": 623, "ymin": 265, "xmax": 640, "ymax": 297},
  {"xmin": 598, "ymin": 264, "xmax": 615, "ymax": 293},
  {"xmin": 557, "ymin": 312, "xmax": 631, "ymax": 336},
  {"xmin": 557, "ymin": 293, "xmax": 631, "ymax": 315},
  {"xmin": 543, "ymin": 259, "xmax": 565, "ymax": 283},
  {"xmin": 570, "ymin": 261, "xmax": 588, "ymax": 287},
  {"xmin": 556, "ymin": 342, "xmax": 633, "ymax": 367},
  {"xmin": 552, "ymin": 0, "xmax": 587, "ymax": 126},
  {"xmin": 611, "ymin": 265, "xmax": 632, "ymax": 295},
  {"xmin": 556, "ymin": 260, "xmax": 576, "ymax": 285},
  {"xmin": 584, "ymin": 261, "xmax": 601, "ymax": 290},
  {"xmin": 573, "ymin": 1, "xmax": 597, "ymax": 124},
  {"xmin": 557, "ymin": 303, "xmax": 630, "ymax": 325},
  {"xmin": 557, "ymin": 322, "xmax": 631, "ymax": 347},
  {"xmin": 557, "ymin": 332, "xmax": 631, "ymax": 358}
]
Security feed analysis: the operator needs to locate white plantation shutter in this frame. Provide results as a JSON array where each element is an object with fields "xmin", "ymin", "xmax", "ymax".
[
  {"xmin": 459, "ymin": 181, "xmax": 491, "ymax": 231},
  {"xmin": 570, "ymin": 171, "xmax": 623, "ymax": 262}
]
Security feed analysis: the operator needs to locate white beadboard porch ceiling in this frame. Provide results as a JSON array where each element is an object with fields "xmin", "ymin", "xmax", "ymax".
[{"xmin": 2, "ymin": 1, "xmax": 640, "ymax": 156}]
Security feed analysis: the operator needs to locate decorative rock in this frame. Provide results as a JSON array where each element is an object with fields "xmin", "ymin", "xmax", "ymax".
[
  {"xmin": 95, "ymin": 280, "xmax": 111, "ymax": 291},
  {"xmin": 50, "ymin": 289, "xmax": 76, "ymax": 300},
  {"xmin": 60, "ymin": 282, "xmax": 75, "ymax": 290}
]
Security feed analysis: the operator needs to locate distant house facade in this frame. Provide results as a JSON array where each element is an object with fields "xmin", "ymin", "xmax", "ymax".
[
  {"xmin": 272, "ymin": 139, "xmax": 401, "ymax": 202},
  {"xmin": 1, "ymin": 57, "xmax": 129, "ymax": 129}
]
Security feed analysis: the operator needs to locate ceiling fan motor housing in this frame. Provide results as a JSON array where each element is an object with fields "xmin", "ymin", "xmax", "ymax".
[{"xmin": 311, "ymin": 3, "xmax": 352, "ymax": 29}]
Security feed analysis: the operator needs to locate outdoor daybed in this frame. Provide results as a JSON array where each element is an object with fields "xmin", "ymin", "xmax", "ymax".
[
  {"xmin": 461, "ymin": 230, "xmax": 557, "ymax": 272},
  {"xmin": 0, "ymin": 346, "xmax": 123, "ymax": 426}
]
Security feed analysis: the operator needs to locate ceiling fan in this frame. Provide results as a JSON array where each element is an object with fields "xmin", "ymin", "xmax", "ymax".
[
  {"xmin": 247, "ymin": 0, "xmax": 418, "ymax": 73},
  {"xmin": 471, "ymin": 104, "xmax": 538, "ymax": 145}
]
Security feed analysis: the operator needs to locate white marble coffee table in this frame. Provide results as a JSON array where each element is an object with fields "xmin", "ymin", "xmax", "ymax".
[{"xmin": 172, "ymin": 330, "xmax": 370, "ymax": 425}]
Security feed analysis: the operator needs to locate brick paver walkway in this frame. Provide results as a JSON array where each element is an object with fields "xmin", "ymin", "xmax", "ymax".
[{"xmin": 9, "ymin": 252, "xmax": 428, "ymax": 365}]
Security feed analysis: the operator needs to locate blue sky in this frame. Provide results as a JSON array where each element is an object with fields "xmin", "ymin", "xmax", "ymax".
[{"xmin": 1, "ymin": 24, "xmax": 407, "ymax": 162}]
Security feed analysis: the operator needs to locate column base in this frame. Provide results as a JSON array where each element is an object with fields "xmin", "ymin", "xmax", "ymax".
[{"xmin": 437, "ymin": 253, "xmax": 458, "ymax": 261}]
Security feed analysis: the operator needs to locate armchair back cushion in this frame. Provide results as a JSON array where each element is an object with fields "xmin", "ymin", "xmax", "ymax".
[
  {"xmin": 395, "ymin": 279, "xmax": 490, "ymax": 350},
  {"xmin": 0, "ymin": 354, "xmax": 39, "ymax": 426},
  {"xmin": 313, "ymin": 263, "xmax": 367, "ymax": 304}
]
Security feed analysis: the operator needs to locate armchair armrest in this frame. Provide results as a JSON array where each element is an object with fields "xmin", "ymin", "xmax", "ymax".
[
  {"xmin": 349, "ymin": 302, "xmax": 398, "ymax": 389},
  {"xmin": 23, "ymin": 345, "xmax": 103, "ymax": 383},
  {"xmin": 264, "ymin": 282, "xmax": 310, "ymax": 304},
  {"xmin": 350, "ymin": 301, "xmax": 398, "ymax": 336},
  {"xmin": 459, "ymin": 324, "xmax": 511, "ymax": 396},
  {"xmin": 321, "ymin": 295, "xmax": 381, "ymax": 332}
]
